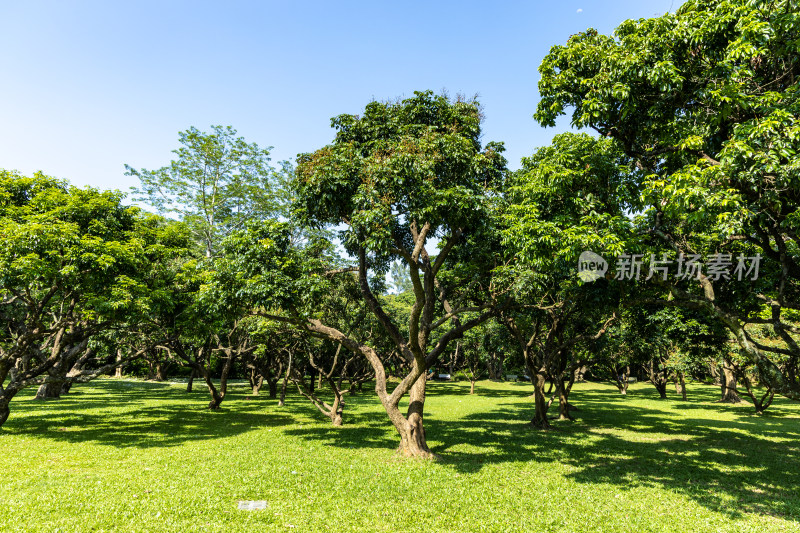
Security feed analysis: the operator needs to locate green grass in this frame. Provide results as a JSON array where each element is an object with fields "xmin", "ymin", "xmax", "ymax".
[{"xmin": 1, "ymin": 378, "xmax": 799, "ymax": 532}]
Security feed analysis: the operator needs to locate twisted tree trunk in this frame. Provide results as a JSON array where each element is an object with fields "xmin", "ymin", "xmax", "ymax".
[
  {"xmin": 530, "ymin": 371, "xmax": 550, "ymax": 429},
  {"xmin": 719, "ymin": 360, "xmax": 742, "ymax": 403},
  {"xmin": 396, "ymin": 377, "xmax": 433, "ymax": 457}
]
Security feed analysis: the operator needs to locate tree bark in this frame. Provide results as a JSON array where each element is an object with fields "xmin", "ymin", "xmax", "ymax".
[
  {"xmin": 34, "ymin": 381, "xmax": 63, "ymax": 400},
  {"xmin": 615, "ymin": 366, "xmax": 630, "ymax": 395},
  {"xmin": 530, "ymin": 371, "xmax": 551, "ymax": 429},
  {"xmin": 0, "ymin": 387, "xmax": 19, "ymax": 428},
  {"xmin": 278, "ymin": 353, "xmax": 292, "ymax": 407},
  {"xmin": 487, "ymin": 353, "xmax": 497, "ymax": 380},
  {"xmin": 0, "ymin": 397, "xmax": 11, "ymax": 427},
  {"xmin": 155, "ymin": 361, "xmax": 167, "ymax": 382},
  {"xmin": 557, "ymin": 373, "xmax": 577, "ymax": 420},
  {"xmin": 248, "ymin": 367, "xmax": 264, "ymax": 395},
  {"xmin": 741, "ymin": 375, "xmax": 774, "ymax": 414},
  {"xmin": 186, "ymin": 369, "xmax": 195, "ymax": 393},
  {"xmin": 655, "ymin": 381, "xmax": 667, "ymax": 399},
  {"xmin": 207, "ymin": 352, "xmax": 234, "ymax": 410},
  {"xmin": 395, "ymin": 377, "xmax": 433, "ymax": 458},
  {"xmin": 648, "ymin": 359, "xmax": 668, "ymax": 399},
  {"xmin": 675, "ymin": 371, "xmax": 687, "ymax": 400},
  {"xmin": 720, "ymin": 360, "xmax": 742, "ymax": 403},
  {"xmin": 470, "ymin": 380, "xmax": 476, "ymax": 394}
]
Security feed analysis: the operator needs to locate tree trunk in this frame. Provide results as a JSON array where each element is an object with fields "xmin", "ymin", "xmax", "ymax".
[
  {"xmin": 530, "ymin": 372, "xmax": 550, "ymax": 429},
  {"xmin": 252, "ymin": 377, "xmax": 263, "ymax": 396},
  {"xmin": 248, "ymin": 367, "xmax": 264, "ymax": 395},
  {"xmin": 557, "ymin": 374, "xmax": 577, "ymax": 420},
  {"xmin": 655, "ymin": 381, "xmax": 667, "ymax": 399},
  {"xmin": 207, "ymin": 353, "xmax": 234, "ymax": 410},
  {"xmin": 739, "ymin": 371, "xmax": 773, "ymax": 414},
  {"xmin": 186, "ymin": 370, "xmax": 195, "ymax": 393},
  {"xmin": 648, "ymin": 359, "xmax": 668, "ymax": 399},
  {"xmin": 615, "ymin": 366, "xmax": 629, "ymax": 395},
  {"xmin": 675, "ymin": 371, "xmax": 687, "ymax": 400},
  {"xmin": 395, "ymin": 377, "xmax": 433, "ymax": 458},
  {"xmin": 263, "ymin": 365, "xmax": 279, "ymax": 399},
  {"xmin": 487, "ymin": 353, "xmax": 497, "ymax": 380},
  {"xmin": 114, "ymin": 349, "xmax": 124, "ymax": 378},
  {"xmin": 708, "ymin": 361, "xmax": 722, "ymax": 386},
  {"xmin": 0, "ymin": 397, "xmax": 11, "ymax": 427},
  {"xmin": 155, "ymin": 362, "xmax": 167, "ymax": 382},
  {"xmin": 34, "ymin": 381, "xmax": 63, "ymax": 400},
  {"xmin": 470, "ymin": 380, "xmax": 476, "ymax": 394},
  {"xmin": 278, "ymin": 354, "xmax": 292, "ymax": 407},
  {"xmin": 720, "ymin": 360, "xmax": 742, "ymax": 403},
  {"xmin": 0, "ymin": 386, "xmax": 19, "ymax": 427}
]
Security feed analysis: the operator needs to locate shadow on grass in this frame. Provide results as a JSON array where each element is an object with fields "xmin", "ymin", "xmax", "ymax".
[
  {"xmin": 2, "ymin": 380, "xmax": 298, "ymax": 447},
  {"xmin": 5, "ymin": 379, "xmax": 800, "ymax": 521},
  {"xmin": 286, "ymin": 382, "xmax": 800, "ymax": 521}
]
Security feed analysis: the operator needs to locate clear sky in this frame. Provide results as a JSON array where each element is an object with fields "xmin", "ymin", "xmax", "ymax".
[{"xmin": 0, "ymin": 0, "xmax": 680, "ymax": 192}]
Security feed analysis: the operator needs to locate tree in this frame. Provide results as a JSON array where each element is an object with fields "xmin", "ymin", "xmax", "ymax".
[
  {"xmin": 126, "ymin": 125, "xmax": 288, "ymax": 257},
  {"xmin": 535, "ymin": 0, "xmax": 800, "ymax": 400},
  {"xmin": 212, "ymin": 91, "xmax": 507, "ymax": 457},
  {"xmin": 0, "ymin": 171, "xmax": 171, "ymax": 426},
  {"xmin": 500, "ymin": 133, "xmax": 637, "ymax": 426},
  {"xmin": 389, "ymin": 261, "xmax": 413, "ymax": 294}
]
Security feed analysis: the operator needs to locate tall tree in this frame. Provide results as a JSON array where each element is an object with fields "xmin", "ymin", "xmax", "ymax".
[
  {"xmin": 126, "ymin": 125, "xmax": 288, "ymax": 257},
  {"xmin": 211, "ymin": 91, "xmax": 508, "ymax": 457},
  {"xmin": 536, "ymin": 0, "xmax": 800, "ymax": 400},
  {"xmin": 500, "ymin": 133, "xmax": 637, "ymax": 426}
]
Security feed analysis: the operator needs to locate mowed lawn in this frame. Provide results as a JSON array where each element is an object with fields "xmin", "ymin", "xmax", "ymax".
[{"xmin": 1, "ymin": 378, "xmax": 798, "ymax": 532}]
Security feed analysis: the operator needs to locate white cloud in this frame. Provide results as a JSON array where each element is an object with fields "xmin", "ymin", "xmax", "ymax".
[{"xmin": 577, "ymin": 8, "xmax": 583, "ymax": 13}]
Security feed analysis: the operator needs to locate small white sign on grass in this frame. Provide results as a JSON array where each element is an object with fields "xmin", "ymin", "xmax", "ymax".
[{"xmin": 238, "ymin": 500, "xmax": 267, "ymax": 511}]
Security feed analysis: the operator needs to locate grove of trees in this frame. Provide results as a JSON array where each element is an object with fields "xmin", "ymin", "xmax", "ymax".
[{"xmin": 1, "ymin": 0, "xmax": 798, "ymax": 458}]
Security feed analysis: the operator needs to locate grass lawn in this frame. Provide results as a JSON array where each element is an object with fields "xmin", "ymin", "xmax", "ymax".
[{"xmin": 1, "ymin": 378, "xmax": 799, "ymax": 532}]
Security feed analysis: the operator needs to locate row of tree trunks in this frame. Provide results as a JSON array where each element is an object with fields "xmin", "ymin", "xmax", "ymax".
[
  {"xmin": 34, "ymin": 348, "xmax": 94, "ymax": 400},
  {"xmin": 486, "ymin": 351, "xmax": 505, "ymax": 381}
]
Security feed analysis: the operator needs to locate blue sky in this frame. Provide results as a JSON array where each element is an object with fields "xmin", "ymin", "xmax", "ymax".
[{"xmin": 0, "ymin": 1, "xmax": 680, "ymax": 192}]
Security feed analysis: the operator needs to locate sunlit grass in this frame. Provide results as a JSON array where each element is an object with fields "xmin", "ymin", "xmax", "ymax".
[{"xmin": 1, "ymin": 378, "xmax": 798, "ymax": 532}]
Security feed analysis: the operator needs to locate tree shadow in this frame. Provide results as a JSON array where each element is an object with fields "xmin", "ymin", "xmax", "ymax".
[
  {"xmin": 6, "ymin": 379, "xmax": 800, "ymax": 521},
  {"xmin": 3, "ymin": 380, "xmax": 297, "ymax": 447},
  {"xmin": 288, "ymin": 383, "xmax": 800, "ymax": 521}
]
